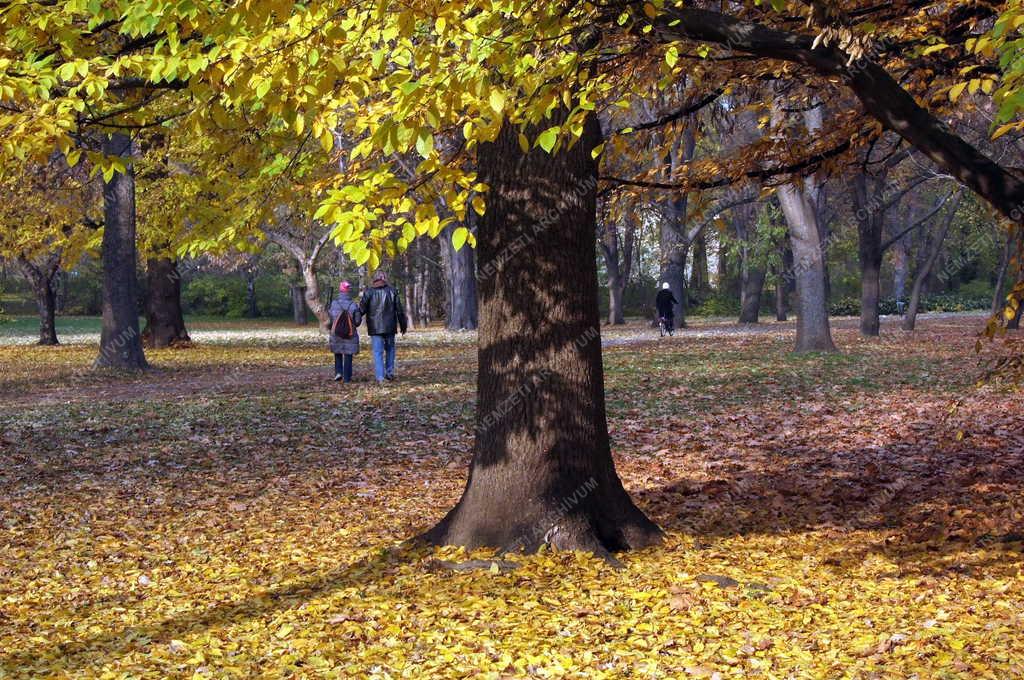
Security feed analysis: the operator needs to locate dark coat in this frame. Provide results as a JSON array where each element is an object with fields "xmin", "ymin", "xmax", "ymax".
[
  {"xmin": 328, "ymin": 294, "xmax": 362, "ymax": 355},
  {"xmin": 656, "ymin": 289, "xmax": 678, "ymax": 317},
  {"xmin": 360, "ymin": 282, "xmax": 407, "ymax": 336}
]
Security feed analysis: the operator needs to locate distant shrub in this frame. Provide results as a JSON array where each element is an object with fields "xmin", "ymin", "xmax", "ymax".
[
  {"xmin": 830, "ymin": 293, "xmax": 990, "ymax": 317},
  {"xmin": 692, "ymin": 294, "xmax": 741, "ymax": 317},
  {"xmin": 183, "ymin": 273, "xmax": 294, "ymax": 318}
]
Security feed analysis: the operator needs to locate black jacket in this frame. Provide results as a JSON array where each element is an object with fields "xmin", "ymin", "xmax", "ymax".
[
  {"xmin": 656, "ymin": 289, "xmax": 678, "ymax": 317},
  {"xmin": 360, "ymin": 282, "xmax": 407, "ymax": 336}
]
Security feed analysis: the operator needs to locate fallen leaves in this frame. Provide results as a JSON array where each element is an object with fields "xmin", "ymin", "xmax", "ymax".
[{"xmin": 0, "ymin": 316, "xmax": 1022, "ymax": 677}]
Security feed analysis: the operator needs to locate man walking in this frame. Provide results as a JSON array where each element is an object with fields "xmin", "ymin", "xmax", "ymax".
[{"xmin": 360, "ymin": 270, "xmax": 407, "ymax": 383}]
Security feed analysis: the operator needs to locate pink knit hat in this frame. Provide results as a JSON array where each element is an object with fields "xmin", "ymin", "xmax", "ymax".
[{"xmin": 339, "ymin": 280, "xmax": 351, "ymax": 293}]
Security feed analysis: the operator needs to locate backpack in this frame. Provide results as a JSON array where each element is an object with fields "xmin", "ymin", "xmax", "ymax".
[{"xmin": 332, "ymin": 305, "xmax": 355, "ymax": 340}]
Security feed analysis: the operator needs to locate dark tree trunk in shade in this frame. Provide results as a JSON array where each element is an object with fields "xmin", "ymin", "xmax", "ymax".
[
  {"xmin": 739, "ymin": 265, "xmax": 766, "ymax": 323},
  {"xmin": 442, "ymin": 222, "xmax": 479, "ymax": 330},
  {"xmin": 689, "ymin": 230, "xmax": 710, "ymax": 296},
  {"xmin": 851, "ymin": 175, "xmax": 885, "ymax": 336},
  {"xmin": 423, "ymin": 112, "xmax": 662, "ymax": 558},
  {"xmin": 904, "ymin": 190, "xmax": 964, "ymax": 331},
  {"xmin": 143, "ymin": 257, "xmax": 190, "ymax": 348},
  {"xmin": 245, "ymin": 269, "xmax": 259, "ymax": 318},
  {"xmin": 95, "ymin": 132, "xmax": 148, "ymax": 370}
]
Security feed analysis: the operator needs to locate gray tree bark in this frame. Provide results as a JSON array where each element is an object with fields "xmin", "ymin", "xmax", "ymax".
[{"xmin": 95, "ymin": 132, "xmax": 148, "ymax": 370}]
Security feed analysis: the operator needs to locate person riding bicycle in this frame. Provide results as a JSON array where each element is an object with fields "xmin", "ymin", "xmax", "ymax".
[{"xmin": 655, "ymin": 282, "xmax": 679, "ymax": 335}]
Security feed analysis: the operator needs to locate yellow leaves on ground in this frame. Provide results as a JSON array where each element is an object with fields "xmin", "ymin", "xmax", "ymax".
[{"xmin": 1, "ymin": 315, "xmax": 1023, "ymax": 677}]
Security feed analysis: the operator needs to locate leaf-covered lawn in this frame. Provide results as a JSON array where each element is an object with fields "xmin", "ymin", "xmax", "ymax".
[{"xmin": 1, "ymin": 315, "xmax": 1022, "ymax": 678}]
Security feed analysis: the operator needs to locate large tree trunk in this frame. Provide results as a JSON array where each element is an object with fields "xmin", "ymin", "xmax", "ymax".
[
  {"xmin": 904, "ymin": 190, "xmax": 964, "ymax": 331},
  {"xmin": 442, "ymin": 222, "xmax": 479, "ymax": 330},
  {"xmin": 739, "ymin": 265, "xmax": 766, "ymax": 324},
  {"xmin": 423, "ymin": 112, "xmax": 662, "ymax": 558},
  {"xmin": 142, "ymin": 257, "xmax": 190, "ymax": 348},
  {"xmin": 95, "ymin": 132, "xmax": 148, "ymax": 370},
  {"xmin": 18, "ymin": 255, "xmax": 60, "ymax": 346}
]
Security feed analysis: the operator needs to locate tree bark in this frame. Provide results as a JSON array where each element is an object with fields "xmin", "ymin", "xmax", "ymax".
[
  {"xmin": 301, "ymin": 264, "xmax": 329, "ymax": 330},
  {"xmin": 442, "ymin": 222, "xmax": 479, "ymax": 330},
  {"xmin": 95, "ymin": 132, "xmax": 148, "ymax": 370},
  {"xmin": 143, "ymin": 257, "xmax": 190, "ymax": 348},
  {"xmin": 904, "ymin": 190, "xmax": 965, "ymax": 331},
  {"xmin": 423, "ymin": 112, "xmax": 662, "ymax": 558}
]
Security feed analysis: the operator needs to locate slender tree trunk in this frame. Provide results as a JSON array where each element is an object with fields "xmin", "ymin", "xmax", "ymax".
[
  {"xmin": 95, "ymin": 132, "xmax": 147, "ymax": 370},
  {"xmin": 18, "ymin": 257, "xmax": 60, "ymax": 345},
  {"xmin": 442, "ymin": 222, "xmax": 479, "ymax": 330},
  {"xmin": 246, "ymin": 269, "xmax": 259, "ymax": 318},
  {"xmin": 290, "ymin": 284, "xmax": 308, "ymax": 325},
  {"xmin": 735, "ymin": 203, "xmax": 764, "ymax": 324},
  {"xmin": 774, "ymin": 272, "xmax": 787, "ymax": 322},
  {"xmin": 600, "ymin": 220, "xmax": 626, "ymax": 325},
  {"xmin": 852, "ymin": 175, "xmax": 885, "ymax": 336},
  {"xmin": 893, "ymin": 237, "xmax": 910, "ymax": 304},
  {"xmin": 904, "ymin": 190, "xmax": 964, "ymax": 331},
  {"xmin": 424, "ymin": 112, "xmax": 662, "ymax": 558},
  {"xmin": 143, "ymin": 257, "xmax": 190, "ymax": 348},
  {"xmin": 992, "ymin": 232, "xmax": 1012, "ymax": 316},
  {"xmin": 690, "ymin": 231, "xmax": 709, "ymax": 296}
]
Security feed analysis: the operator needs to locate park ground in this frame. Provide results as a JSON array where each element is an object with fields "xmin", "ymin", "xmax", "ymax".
[{"xmin": 1, "ymin": 314, "xmax": 1023, "ymax": 678}]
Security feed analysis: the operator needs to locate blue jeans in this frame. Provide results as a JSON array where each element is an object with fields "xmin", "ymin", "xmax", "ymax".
[
  {"xmin": 370, "ymin": 334, "xmax": 396, "ymax": 381},
  {"xmin": 333, "ymin": 353, "xmax": 353, "ymax": 382}
]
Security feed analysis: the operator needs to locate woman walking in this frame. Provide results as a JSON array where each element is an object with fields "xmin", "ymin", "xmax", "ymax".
[{"xmin": 328, "ymin": 280, "xmax": 362, "ymax": 383}]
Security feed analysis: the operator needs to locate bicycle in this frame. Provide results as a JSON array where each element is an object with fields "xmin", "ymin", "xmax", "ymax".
[{"xmin": 658, "ymin": 316, "xmax": 674, "ymax": 337}]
